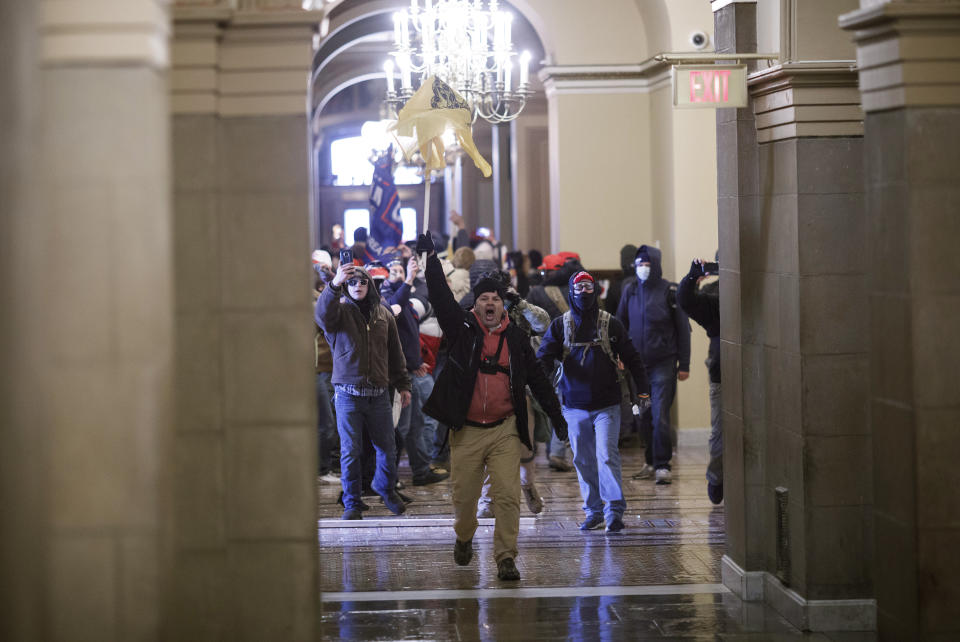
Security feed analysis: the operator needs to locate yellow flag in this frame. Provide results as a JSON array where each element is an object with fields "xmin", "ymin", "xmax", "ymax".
[{"xmin": 390, "ymin": 76, "xmax": 492, "ymax": 178}]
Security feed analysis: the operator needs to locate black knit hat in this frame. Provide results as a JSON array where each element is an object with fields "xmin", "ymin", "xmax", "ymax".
[{"xmin": 472, "ymin": 276, "xmax": 507, "ymax": 300}]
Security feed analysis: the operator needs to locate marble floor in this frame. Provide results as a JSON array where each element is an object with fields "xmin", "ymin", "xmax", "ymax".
[{"xmin": 318, "ymin": 432, "xmax": 877, "ymax": 640}]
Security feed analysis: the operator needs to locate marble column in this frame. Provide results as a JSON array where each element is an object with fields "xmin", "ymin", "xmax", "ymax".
[
  {"xmin": 841, "ymin": 2, "xmax": 960, "ymax": 639},
  {"xmin": 170, "ymin": 6, "xmax": 320, "ymax": 640},
  {"xmin": 3, "ymin": 1, "xmax": 175, "ymax": 640},
  {"xmin": 717, "ymin": 0, "xmax": 875, "ymax": 631}
]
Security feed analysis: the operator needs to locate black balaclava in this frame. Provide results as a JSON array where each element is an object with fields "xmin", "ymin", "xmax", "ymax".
[
  {"xmin": 569, "ymin": 270, "xmax": 598, "ymax": 324},
  {"xmin": 620, "ymin": 244, "xmax": 638, "ymax": 276}
]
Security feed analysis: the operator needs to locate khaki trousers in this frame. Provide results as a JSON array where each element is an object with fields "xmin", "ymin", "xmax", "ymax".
[{"xmin": 450, "ymin": 416, "xmax": 522, "ymax": 562}]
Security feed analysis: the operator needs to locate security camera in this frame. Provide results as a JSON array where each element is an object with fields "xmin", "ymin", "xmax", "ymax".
[{"xmin": 689, "ymin": 31, "xmax": 710, "ymax": 50}]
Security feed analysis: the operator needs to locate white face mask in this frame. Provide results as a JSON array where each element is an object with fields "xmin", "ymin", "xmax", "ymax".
[{"xmin": 636, "ymin": 265, "xmax": 651, "ymax": 281}]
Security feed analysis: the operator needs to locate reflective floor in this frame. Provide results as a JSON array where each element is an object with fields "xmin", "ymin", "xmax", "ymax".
[{"xmin": 318, "ymin": 432, "xmax": 877, "ymax": 640}]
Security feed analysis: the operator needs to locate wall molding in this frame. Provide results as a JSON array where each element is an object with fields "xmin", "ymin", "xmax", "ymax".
[
  {"xmin": 748, "ymin": 61, "xmax": 862, "ymax": 142},
  {"xmin": 840, "ymin": 2, "xmax": 960, "ymax": 112},
  {"xmin": 540, "ymin": 61, "xmax": 674, "ymax": 98},
  {"xmin": 712, "ymin": 0, "xmax": 756, "ymax": 13},
  {"xmin": 41, "ymin": 0, "xmax": 171, "ymax": 68},
  {"xmin": 171, "ymin": 6, "xmax": 323, "ymax": 116},
  {"xmin": 722, "ymin": 555, "xmax": 877, "ymax": 632}
]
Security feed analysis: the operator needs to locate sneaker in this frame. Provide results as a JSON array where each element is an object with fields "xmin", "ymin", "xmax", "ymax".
[
  {"xmin": 396, "ymin": 490, "xmax": 414, "ymax": 505},
  {"xmin": 381, "ymin": 492, "xmax": 407, "ymax": 515},
  {"xmin": 548, "ymin": 456, "xmax": 575, "ymax": 472},
  {"xmin": 476, "ymin": 504, "xmax": 494, "ymax": 519},
  {"xmin": 341, "ymin": 508, "xmax": 362, "ymax": 520},
  {"xmin": 454, "ymin": 539, "xmax": 473, "ymax": 566},
  {"xmin": 522, "ymin": 485, "xmax": 544, "ymax": 514},
  {"xmin": 412, "ymin": 469, "xmax": 450, "ymax": 486},
  {"xmin": 337, "ymin": 492, "xmax": 370, "ymax": 511},
  {"xmin": 496, "ymin": 557, "xmax": 521, "ymax": 581},
  {"xmin": 655, "ymin": 468, "xmax": 672, "ymax": 485},
  {"xmin": 708, "ymin": 482, "xmax": 724, "ymax": 505},
  {"xmin": 318, "ymin": 472, "xmax": 341, "ymax": 484},
  {"xmin": 605, "ymin": 515, "xmax": 625, "ymax": 533},
  {"xmin": 632, "ymin": 464, "xmax": 654, "ymax": 480},
  {"xmin": 579, "ymin": 514, "xmax": 605, "ymax": 531}
]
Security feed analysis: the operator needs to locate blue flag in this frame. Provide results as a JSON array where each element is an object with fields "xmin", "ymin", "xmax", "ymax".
[{"xmin": 368, "ymin": 147, "xmax": 403, "ymax": 253}]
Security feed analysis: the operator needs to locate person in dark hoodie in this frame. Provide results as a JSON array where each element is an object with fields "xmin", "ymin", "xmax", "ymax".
[
  {"xmin": 677, "ymin": 256, "xmax": 722, "ymax": 504},
  {"xmin": 315, "ymin": 261, "xmax": 412, "ymax": 520},
  {"xmin": 381, "ymin": 254, "xmax": 449, "ymax": 487},
  {"xmin": 415, "ymin": 233, "xmax": 567, "ymax": 582},
  {"xmin": 538, "ymin": 271, "xmax": 650, "ymax": 533},
  {"xmin": 604, "ymin": 244, "xmax": 638, "ymax": 314},
  {"xmin": 616, "ymin": 245, "xmax": 691, "ymax": 485}
]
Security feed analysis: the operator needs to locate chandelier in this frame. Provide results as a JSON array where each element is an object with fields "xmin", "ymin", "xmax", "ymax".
[{"xmin": 383, "ymin": 0, "xmax": 532, "ymax": 124}]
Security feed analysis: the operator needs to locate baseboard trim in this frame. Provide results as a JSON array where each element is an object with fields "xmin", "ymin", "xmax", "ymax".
[{"xmin": 721, "ymin": 555, "xmax": 876, "ymax": 631}]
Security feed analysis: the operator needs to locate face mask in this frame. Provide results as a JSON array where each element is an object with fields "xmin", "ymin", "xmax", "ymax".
[
  {"xmin": 574, "ymin": 291, "xmax": 597, "ymax": 310},
  {"xmin": 636, "ymin": 265, "xmax": 651, "ymax": 281}
]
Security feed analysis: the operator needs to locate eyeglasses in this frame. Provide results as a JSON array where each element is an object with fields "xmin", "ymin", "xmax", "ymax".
[
  {"xmin": 346, "ymin": 278, "xmax": 369, "ymax": 287},
  {"xmin": 572, "ymin": 282, "xmax": 595, "ymax": 293}
]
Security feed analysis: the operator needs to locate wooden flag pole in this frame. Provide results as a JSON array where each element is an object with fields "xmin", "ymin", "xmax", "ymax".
[{"xmin": 420, "ymin": 169, "xmax": 432, "ymax": 266}]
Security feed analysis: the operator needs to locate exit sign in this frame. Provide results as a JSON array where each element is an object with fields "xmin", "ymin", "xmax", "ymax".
[{"xmin": 672, "ymin": 64, "xmax": 748, "ymax": 108}]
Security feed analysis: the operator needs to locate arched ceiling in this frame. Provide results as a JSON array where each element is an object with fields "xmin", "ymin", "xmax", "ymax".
[{"xmin": 312, "ymin": 0, "xmax": 547, "ymax": 119}]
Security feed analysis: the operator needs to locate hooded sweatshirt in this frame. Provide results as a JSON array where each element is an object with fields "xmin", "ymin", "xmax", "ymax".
[
  {"xmin": 465, "ymin": 310, "xmax": 514, "ymax": 424},
  {"xmin": 314, "ymin": 267, "xmax": 411, "ymax": 391},
  {"xmin": 615, "ymin": 245, "xmax": 691, "ymax": 371},
  {"xmin": 379, "ymin": 278, "xmax": 423, "ymax": 371},
  {"xmin": 538, "ymin": 272, "xmax": 649, "ymax": 410}
]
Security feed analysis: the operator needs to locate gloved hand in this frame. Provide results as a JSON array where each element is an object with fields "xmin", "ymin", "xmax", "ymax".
[
  {"xmin": 636, "ymin": 393, "xmax": 652, "ymax": 413},
  {"xmin": 553, "ymin": 415, "xmax": 568, "ymax": 442},
  {"xmin": 686, "ymin": 259, "xmax": 705, "ymax": 281},
  {"xmin": 415, "ymin": 233, "xmax": 435, "ymax": 257},
  {"xmin": 503, "ymin": 288, "xmax": 521, "ymax": 307}
]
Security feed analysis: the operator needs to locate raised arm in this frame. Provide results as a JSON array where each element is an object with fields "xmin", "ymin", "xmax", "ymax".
[{"xmin": 418, "ymin": 234, "xmax": 467, "ymax": 340}]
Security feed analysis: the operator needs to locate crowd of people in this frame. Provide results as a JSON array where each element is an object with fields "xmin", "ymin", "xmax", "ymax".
[{"xmin": 312, "ymin": 212, "xmax": 722, "ymax": 581}]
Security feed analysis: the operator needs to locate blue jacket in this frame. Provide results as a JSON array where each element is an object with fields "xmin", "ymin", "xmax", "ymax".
[
  {"xmin": 538, "ymin": 272, "xmax": 650, "ymax": 411},
  {"xmin": 380, "ymin": 279, "xmax": 423, "ymax": 371},
  {"xmin": 616, "ymin": 246, "xmax": 691, "ymax": 371}
]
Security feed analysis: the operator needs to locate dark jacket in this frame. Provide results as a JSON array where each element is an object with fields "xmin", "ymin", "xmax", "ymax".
[
  {"xmin": 678, "ymin": 274, "xmax": 720, "ymax": 383},
  {"xmin": 604, "ymin": 244, "xmax": 638, "ymax": 314},
  {"xmin": 538, "ymin": 273, "xmax": 650, "ymax": 411},
  {"xmin": 380, "ymin": 279, "xmax": 423, "ymax": 371},
  {"xmin": 421, "ymin": 253, "xmax": 565, "ymax": 450},
  {"xmin": 616, "ymin": 245, "xmax": 691, "ymax": 371},
  {"xmin": 314, "ymin": 271, "xmax": 411, "ymax": 391}
]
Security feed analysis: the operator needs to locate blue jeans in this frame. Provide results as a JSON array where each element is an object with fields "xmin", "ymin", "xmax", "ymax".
[
  {"xmin": 640, "ymin": 360, "xmax": 677, "ymax": 470},
  {"xmin": 335, "ymin": 391, "xmax": 397, "ymax": 511},
  {"xmin": 412, "ymin": 373, "xmax": 439, "ymax": 468},
  {"xmin": 395, "ymin": 372, "xmax": 435, "ymax": 478},
  {"xmin": 707, "ymin": 382, "xmax": 723, "ymax": 485},
  {"xmin": 563, "ymin": 404, "xmax": 625, "ymax": 522},
  {"xmin": 316, "ymin": 372, "xmax": 336, "ymax": 474}
]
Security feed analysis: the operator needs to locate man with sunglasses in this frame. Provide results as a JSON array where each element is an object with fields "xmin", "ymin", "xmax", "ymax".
[
  {"xmin": 538, "ymin": 271, "xmax": 650, "ymax": 533},
  {"xmin": 415, "ymin": 233, "xmax": 566, "ymax": 582},
  {"xmin": 315, "ymin": 261, "xmax": 412, "ymax": 520}
]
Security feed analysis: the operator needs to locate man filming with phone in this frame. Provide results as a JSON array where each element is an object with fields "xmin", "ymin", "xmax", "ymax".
[{"xmin": 315, "ymin": 255, "xmax": 412, "ymax": 520}]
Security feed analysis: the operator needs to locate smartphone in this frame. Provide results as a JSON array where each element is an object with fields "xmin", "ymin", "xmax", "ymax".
[
  {"xmin": 702, "ymin": 261, "xmax": 719, "ymax": 275},
  {"xmin": 476, "ymin": 226, "xmax": 491, "ymax": 238},
  {"xmin": 339, "ymin": 249, "xmax": 353, "ymax": 266}
]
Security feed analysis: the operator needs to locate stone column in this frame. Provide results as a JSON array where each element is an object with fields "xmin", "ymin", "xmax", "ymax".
[
  {"xmin": 5, "ymin": 1, "xmax": 174, "ymax": 640},
  {"xmin": 841, "ymin": 3, "xmax": 960, "ymax": 639},
  {"xmin": 0, "ymin": 1, "xmax": 43, "ymax": 640},
  {"xmin": 170, "ymin": 6, "xmax": 320, "ymax": 640},
  {"xmin": 717, "ymin": 0, "xmax": 876, "ymax": 631}
]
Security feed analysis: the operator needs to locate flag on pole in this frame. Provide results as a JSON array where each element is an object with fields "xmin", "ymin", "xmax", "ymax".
[
  {"xmin": 369, "ymin": 146, "xmax": 403, "ymax": 252},
  {"xmin": 390, "ymin": 76, "xmax": 492, "ymax": 178}
]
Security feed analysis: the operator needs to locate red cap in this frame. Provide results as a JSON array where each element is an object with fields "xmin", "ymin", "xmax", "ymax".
[
  {"xmin": 366, "ymin": 266, "xmax": 389, "ymax": 279},
  {"xmin": 572, "ymin": 271, "xmax": 594, "ymax": 284},
  {"xmin": 558, "ymin": 251, "xmax": 581, "ymax": 262},
  {"xmin": 538, "ymin": 254, "xmax": 564, "ymax": 271}
]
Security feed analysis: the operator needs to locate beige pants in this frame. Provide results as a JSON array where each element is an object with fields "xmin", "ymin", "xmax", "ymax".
[
  {"xmin": 479, "ymin": 402, "xmax": 537, "ymax": 506},
  {"xmin": 450, "ymin": 416, "xmax": 522, "ymax": 562}
]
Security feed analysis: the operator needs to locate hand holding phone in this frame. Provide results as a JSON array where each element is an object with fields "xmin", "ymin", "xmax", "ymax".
[{"xmin": 339, "ymin": 248, "xmax": 353, "ymax": 266}]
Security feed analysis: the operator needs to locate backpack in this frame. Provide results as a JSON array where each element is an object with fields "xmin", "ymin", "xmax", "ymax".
[{"xmin": 557, "ymin": 310, "xmax": 624, "ymax": 385}]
